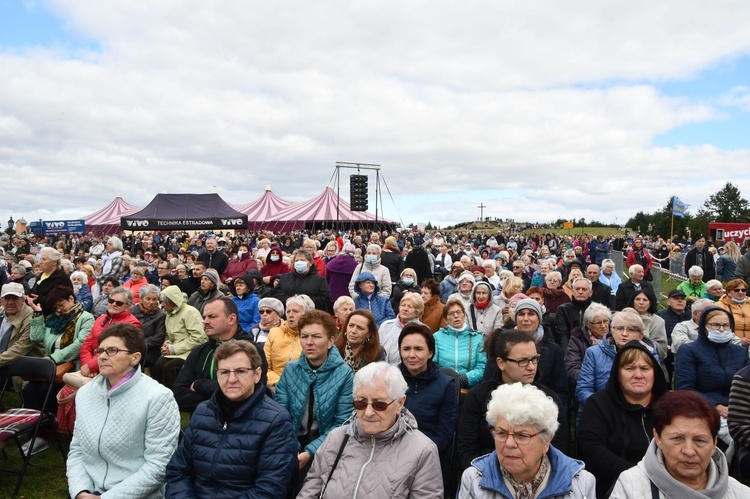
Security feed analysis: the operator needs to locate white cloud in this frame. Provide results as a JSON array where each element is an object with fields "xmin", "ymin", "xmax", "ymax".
[{"xmin": 1, "ymin": 0, "xmax": 750, "ymax": 228}]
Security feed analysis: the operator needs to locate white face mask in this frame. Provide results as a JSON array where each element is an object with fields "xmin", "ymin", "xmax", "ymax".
[
  {"xmin": 237, "ymin": 251, "xmax": 245, "ymax": 259},
  {"xmin": 270, "ymin": 255, "xmax": 280, "ymax": 262},
  {"xmin": 707, "ymin": 329, "xmax": 735, "ymax": 344}
]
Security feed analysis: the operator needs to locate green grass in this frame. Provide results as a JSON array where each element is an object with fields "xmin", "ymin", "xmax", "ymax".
[{"xmin": 0, "ymin": 392, "xmax": 191, "ymax": 499}]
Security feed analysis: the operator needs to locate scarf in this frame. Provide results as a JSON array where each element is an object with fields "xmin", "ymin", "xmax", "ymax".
[
  {"xmin": 45, "ymin": 302, "xmax": 85, "ymax": 350},
  {"xmin": 343, "ymin": 342, "xmax": 364, "ymax": 373},
  {"xmin": 501, "ymin": 453, "xmax": 550, "ymax": 499},
  {"xmin": 138, "ymin": 302, "xmax": 159, "ymax": 315},
  {"xmin": 475, "ymin": 300, "xmax": 490, "ymax": 310},
  {"xmin": 102, "ymin": 250, "xmax": 122, "ymax": 275}
]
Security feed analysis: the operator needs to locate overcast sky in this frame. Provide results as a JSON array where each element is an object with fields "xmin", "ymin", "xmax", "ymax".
[{"xmin": 1, "ymin": 0, "xmax": 750, "ymax": 229}]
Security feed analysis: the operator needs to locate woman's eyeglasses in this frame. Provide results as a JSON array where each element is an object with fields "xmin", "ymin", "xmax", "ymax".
[
  {"xmin": 491, "ymin": 429, "xmax": 543, "ymax": 445},
  {"xmin": 502, "ymin": 355, "xmax": 541, "ymax": 367},
  {"xmin": 108, "ymin": 298, "xmax": 126, "ymax": 306},
  {"xmin": 446, "ymin": 310, "xmax": 465, "ymax": 317},
  {"xmin": 612, "ymin": 326, "xmax": 640, "ymax": 333},
  {"xmin": 94, "ymin": 347, "xmax": 134, "ymax": 357},
  {"xmin": 705, "ymin": 322, "xmax": 732, "ymax": 330},
  {"xmin": 258, "ymin": 309, "xmax": 275, "ymax": 315},
  {"xmin": 589, "ymin": 319, "xmax": 610, "ymax": 327},
  {"xmin": 732, "ymin": 288, "xmax": 747, "ymax": 293},
  {"xmin": 216, "ymin": 368, "xmax": 256, "ymax": 378},
  {"xmin": 353, "ymin": 399, "xmax": 396, "ymax": 411}
]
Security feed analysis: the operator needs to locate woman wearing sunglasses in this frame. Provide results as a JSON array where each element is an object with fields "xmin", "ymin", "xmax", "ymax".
[
  {"xmin": 716, "ymin": 279, "xmax": 750, "ymax": 347},
  {"xmin": 458, "ymin": 330, "xmax": 569, "ymax": 472},
  {"xmin": 68, "ymin": 322, "xmax": 180, "ymax": 499},
  {"xmin": 298, "ymin": 361, "xmax": 443, "ymax": 498}
]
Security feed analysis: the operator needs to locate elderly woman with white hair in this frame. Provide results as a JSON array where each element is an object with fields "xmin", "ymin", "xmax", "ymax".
[
  {"xmin": 298, "ymin": 361, "xmax": 443, "ymax": 498},
  {"xmin": 703, "ymin": 279, "xmax": 724, "ymax": 302},
  {"xmin": 70, "ymin": 270, "xmax": 94, "ymax": 312},
  {"xmin": 460, "ymin": 383, "xmax": 595, "ymax": 498},
  {"xmin": 677, "ymin": 265, "xmax": 707, "ymax": 303},
  {"xmin": 599, "ymin": 258, "xmax": 622, "ymax": 294},
  {"xmin": 30, "ymin": 246, "xmax": 74, "ymax": 316}
]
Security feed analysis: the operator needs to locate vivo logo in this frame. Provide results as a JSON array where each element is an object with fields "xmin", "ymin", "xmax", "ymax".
[
  {"xmin": 126, "ymin": 220, "xmax": 150, "ymax": 227},
  {"xmin": 221, "ymin": 218, "xmax": 244, "ymax": 226},
  {"xmin": 45, "ymin": 222, "xmax": 65, "ymax": 228}
]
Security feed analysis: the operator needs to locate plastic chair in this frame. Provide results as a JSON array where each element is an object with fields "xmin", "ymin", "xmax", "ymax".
[{"xmin": 0, "ymin": 356, "xmax": 66, "ymax": 498}]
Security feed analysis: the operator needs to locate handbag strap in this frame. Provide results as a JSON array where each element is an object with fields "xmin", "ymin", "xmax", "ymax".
[
  {"xmin": 650, "ymin": 479, "xmax": 659, "ymax": 499},
  {"xmin": 319, "ymin": 433, "xmax": 350, "ymax": 498}
]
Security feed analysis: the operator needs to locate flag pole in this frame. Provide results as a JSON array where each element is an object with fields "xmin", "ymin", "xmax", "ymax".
[{"xmin": 670, "ymin": 196, "xmax": 675, "ymax": 244}]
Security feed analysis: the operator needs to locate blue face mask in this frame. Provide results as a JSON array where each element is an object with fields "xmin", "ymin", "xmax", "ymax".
[
  {"xmin": 403, "ymin": 278, "xmax": 414, "ymax": 286},
  {"xmin": 707, "ymin": 329, "xmax": 735, "ymax": 344},
  {"xmin": 365, "ymin": 255, "xmax": 378, "ymax": 264},
  {"xmin": 294, "ymin": 261, "xmax": 308, "ymax": 273}
]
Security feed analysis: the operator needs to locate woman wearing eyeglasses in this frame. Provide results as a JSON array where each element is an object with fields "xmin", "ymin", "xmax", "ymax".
[
  {"xmin": 68, "ymin": 323, "xmax": 180, "ymax": 499},
  {"xmin": 166, "ymin": 340, "xmax": 297, "ymax": 498},
  {"xmin": 460, "ymin": 382, "xmax": 595, "ymax": 499},
  {"xmin": 433, "ymin": 298, "xmax": 486, "ymax": 389},
  {"xmin": 458, "ymin": 330, "xmax": 569, "ymax": 472},
  {"xmin": 578, "ymin": 340, "xmax": 668, "ymax": 498},
  {"xmin": 576, "ymin": 309, "xmax": 661, "ymax": 411},
  {"xmin": 565, "ymin": 303, "xmax": 612, "ymax": 389},
  {"xmin": 675, "ymin": 307, "xmax": 750, "ymax": 448},
  {"xmin": 298, "ymin": 362, "xmax": 443, "ymax": 498},
  {"xmin": 716, "ymin": 279, "xmax": 750, "ymax": 347}
]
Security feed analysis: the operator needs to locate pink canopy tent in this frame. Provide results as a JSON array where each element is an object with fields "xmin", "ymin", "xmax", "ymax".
[
  {"xmin": 84, "ymin": 195, "xmax": 142, "ymax": 236},
  {"xmin": 264, "ymin": 186, "xmax": 394, "ymax": 232},
  {"xmin": 232, "ymin": 185, "xmax": 292, "ymax": 230}
]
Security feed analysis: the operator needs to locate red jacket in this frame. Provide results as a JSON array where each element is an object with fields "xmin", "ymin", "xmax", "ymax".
[
  {"xmin": 222, "ymin": 252, "xmax": 258, "ymax": 282},
  {"xmin": 79, "ymin": 310, "xmax": 142, "ymax": 372}
]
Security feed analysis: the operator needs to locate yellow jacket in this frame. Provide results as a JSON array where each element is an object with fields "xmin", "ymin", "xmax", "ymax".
[{"xmin": 264, "ymin": 321, "xmax": 301, "ymax": 386}]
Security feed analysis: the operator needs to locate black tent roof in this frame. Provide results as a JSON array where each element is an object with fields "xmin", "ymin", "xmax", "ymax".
[{"xmin": 120, "ymin": 193, "xmax": 248, "ymax": 231}]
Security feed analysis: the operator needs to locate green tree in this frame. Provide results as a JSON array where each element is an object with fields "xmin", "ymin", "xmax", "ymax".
[{"xmin": 698, "ymin": 182, "xmax": 750, "ymax": 223}]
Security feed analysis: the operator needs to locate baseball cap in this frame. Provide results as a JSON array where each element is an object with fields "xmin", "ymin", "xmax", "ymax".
[{"xmin": 1, "ymin": 282, "xmax": 25, "ymax": 298}]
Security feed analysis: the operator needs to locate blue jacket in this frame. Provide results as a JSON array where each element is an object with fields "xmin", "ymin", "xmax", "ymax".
[
  {"xmin": 165, "ymin": 383, "xmax": 297, "ymax": 498},
  {"xmin": 75, "ymin": 284, "xmax": 94, "ymax": 312},
  {"xmin": 675, "ymin": 308, "xmax": 750, "ymax": 406},
  {"xmin": 353, "ymin": 271, "xmax": 396, "ymax": 326},
  {"xmin": 275, "ymin": 346, "xmax": 354, "ymax": 456},
  {"xmin": 399, "ymin": 362, "xmax": 458, "ymax": 458},
  {"xmin": 462, "ymin": 447, "xmax": 594, "ymax": 499},
  {"xmin": 231, "ymin": 293, "xmax": 261, "ymax": 333},
  {"xmin": 433, "ymin": 323, "xmax": 486, "ymax": 388},
  {"xmin": 440, "ymin": 276, "xmax": 458, "ymax": 302},
  {"xmin": 575, "ymin": 334, "xmax": 617, "ymax": 409}
]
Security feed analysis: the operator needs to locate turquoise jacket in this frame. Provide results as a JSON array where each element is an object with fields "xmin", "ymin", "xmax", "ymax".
[
  {"xmin": 275, "ymin": 346, "xmax": 354, "ymax": 456},
  {"xmin": 433, "ymin": 324, "xmax": 486, "ymax": 388},
  {"xmin": 30, "ymin": 312, "xmax": 94, "ymax": 366}
]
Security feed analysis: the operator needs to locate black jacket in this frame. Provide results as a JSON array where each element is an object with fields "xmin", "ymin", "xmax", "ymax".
[
  {"xmin": 198, "ymin": 249, "xmax": 229, "ymax": 277},
  {"xmin": 31, "ymin": 267, "xmax": 73, "ymax": 317},
  {"xmin": 172, "ymin": 329, "xmax": 268, "ymax": 413},
  {"xmin": 684, "ymin": 247, "xmax": 715, "ymax": 282},
  {"xmin": 615, "ymin": 280, "xmax": 654, "ymax": 311},
  {"xmin": 578, "ymin": 341, "xmax": 668, "ymax": 498},
  {"xmin": 554, "ymin": 298, "xmax": 592, "ymax": 356},
  {"xmin": 380, "ymin": 249, "xmax": 405, "ymax": 285},
  {"xmin": 590, "ymin": 280, "xmax": 613, "ymax": 310},
  {"xmin": 276, "ymin": 265, "xmax": 331, "ymax": 312}
]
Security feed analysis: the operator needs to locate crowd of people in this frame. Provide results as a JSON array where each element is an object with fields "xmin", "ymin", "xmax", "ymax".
[{"xmin": 1, "ymin": 226, "xmax": 750, "ymax": 497}]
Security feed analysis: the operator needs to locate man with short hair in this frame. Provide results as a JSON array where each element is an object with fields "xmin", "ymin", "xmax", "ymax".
[
  {"xmin": 172, "ymin": 297, "xmax": 267, "ymax": 413},
  {"xmin": 656, "ymin": 289, "xmax": 691, "ymax": 342},
  {"xmin": 181, "ymin": 261, "xmax": 205, "ymax": 297},
  {"xmin": 0, "ymin": 283, "xmax": 44, "ymax": 388},
  {"xmin": 615, "ymin": 264, "xmax": 654, "ymax": 311},
  {"xmin": 151, "ymin": 259, "xmax": 171, "ymax": 287},
  {"xmin": 586, "ymin": 264, "xmax": 612, "ymax": 309},
  {"xmin": 197, "ymin": 237, "xmax": 229, "ymax": 276},
  {"xmin": 554, "ymin": 278, "xmax": 593, "ymax": 355}
]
